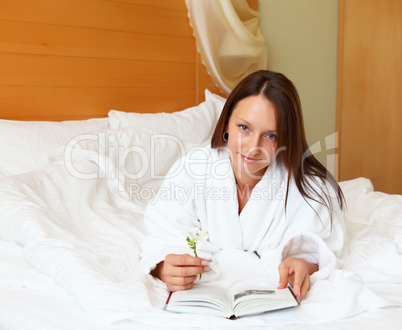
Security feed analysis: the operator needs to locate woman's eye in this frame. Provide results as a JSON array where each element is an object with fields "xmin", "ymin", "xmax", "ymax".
[
  {"xmin": 239, "ymin": 125, "xmax": 248, "ymax": 131},
  {"xmin": 266, "ymin": 133, "xmax": 277, "ymax": 140}
]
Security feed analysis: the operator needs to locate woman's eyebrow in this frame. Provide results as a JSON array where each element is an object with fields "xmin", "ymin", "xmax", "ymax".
[{"xmin": 237, "ymin": 118, "xmax": 277, "ymax": 133}]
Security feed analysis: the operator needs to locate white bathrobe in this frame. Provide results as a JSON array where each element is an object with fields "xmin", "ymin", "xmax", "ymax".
[{"xmin": 140, "ymin": 146, "xmax": 346, "ymax": 284}]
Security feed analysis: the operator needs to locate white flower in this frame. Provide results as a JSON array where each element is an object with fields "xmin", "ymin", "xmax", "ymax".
[
  {"xmin": 186, "ymin": 228, "xmax": 208, "ymax": 279},
  {"xmin": 187, "ymin": 228, "xmax": 208, "ymax": 242}
]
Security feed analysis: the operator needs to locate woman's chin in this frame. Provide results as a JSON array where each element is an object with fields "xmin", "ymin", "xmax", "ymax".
[
  {"xmin": 239, "ymin": 163, "xmax": 269, "ymax": 178},
  {"xmin": 245, "ymin": 166, "xmax": 268, "ymax": 176}
]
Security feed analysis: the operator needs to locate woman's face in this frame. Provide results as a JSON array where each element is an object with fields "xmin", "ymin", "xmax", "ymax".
[{"xmin": 226, "ymin": 94, "xmax": 278, "ymax": 183}]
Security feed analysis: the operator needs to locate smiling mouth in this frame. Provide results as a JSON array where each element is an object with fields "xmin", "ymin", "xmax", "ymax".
[{"xmin": 241, "ymin": 154, "xmax": 261, "ymax": 164}]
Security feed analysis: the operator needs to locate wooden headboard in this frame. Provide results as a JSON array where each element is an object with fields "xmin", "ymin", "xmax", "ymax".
[
  {"xmin": 0, "ymin": 0, "xmax": 258, "ymax": 121},
  {"xmin": 1, "ymin": 0, "xmax": 245, "ymax": 121}
]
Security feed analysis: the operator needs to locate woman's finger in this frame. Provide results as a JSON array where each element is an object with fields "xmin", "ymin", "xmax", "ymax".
[
  {"xmin": 167, "ymin": 265, "xmax": 208, "ymax": 277},
  {"xmin": 167, "ymin": 281, "xmax": 196, "ymax": 291},
  {"xmin": 167, "ymin": 274, "xmax": 197, "ymax": 286},
  {"xmin": 299, "ymin": 273, "xmax": 311, "ymax": 300},
  {"xmin": 277, "ymin": 262, "xmax": 290, "ymax": 289},
  {"xmin": 166, "ymin": 254, "xmax": 208, "ymax": 267},
  {"xmin": 163, "ymin": 254, "xmax": 211, "ymax": 291},
  {"xmin": 291, "ymin": 266, "xmax": 306, "ymax": 299}
]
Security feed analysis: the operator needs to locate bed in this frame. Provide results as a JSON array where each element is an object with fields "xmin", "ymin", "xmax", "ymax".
[{"xmin": 1, "ymin": 0, "xmax": 401, "ymax": 329}]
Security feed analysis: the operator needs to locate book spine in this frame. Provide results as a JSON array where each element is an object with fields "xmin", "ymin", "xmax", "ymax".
[
  {"xmin": 163, "ymin": 291, "xmax": 173, "ymax": 310},
  {"xmin": 287, "ymin": 285, "xmax": 300, "ymax": 305}
]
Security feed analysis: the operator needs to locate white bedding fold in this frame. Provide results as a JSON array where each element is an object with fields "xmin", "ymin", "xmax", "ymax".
[
  {"xmin": 0, "ymin": 152, "xmax": 152, "ymax": 323},
  {"xmin": 0, "ymin": 154, "xmax": 400, "ymax": 326},
  {"xmin": 340, "ymin": 178, "xmax": 402, "ymax": 284}
]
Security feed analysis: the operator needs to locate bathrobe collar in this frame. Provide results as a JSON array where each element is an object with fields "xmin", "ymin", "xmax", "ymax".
[{"xmin": 205, "ymin": 147, "xmax": 288, "ymax": 251}]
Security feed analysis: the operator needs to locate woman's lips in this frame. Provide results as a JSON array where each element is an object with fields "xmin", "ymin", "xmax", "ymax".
[{"xmin": 241, "ymin": 154, "xmax": 260, "ymax": 164}]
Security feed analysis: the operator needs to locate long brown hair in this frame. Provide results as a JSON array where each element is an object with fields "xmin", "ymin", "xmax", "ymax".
[{"xmin": 211, "ymin": 70, "xmax": 345, "ymax": 216}]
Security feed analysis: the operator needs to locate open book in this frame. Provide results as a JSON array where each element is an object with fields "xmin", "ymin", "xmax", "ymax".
[
  {"xmin": 164, "ymin": 284, "xmax": 298, "ymax": 319},
  {"xmin": 163, "ymin": 249, "xmax": 300, "ymax": 319}
]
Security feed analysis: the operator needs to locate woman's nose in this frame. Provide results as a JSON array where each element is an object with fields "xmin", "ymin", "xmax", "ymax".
[{"xmin": 246, "ymin": 135, "xmax": 261, "ymax": 155}]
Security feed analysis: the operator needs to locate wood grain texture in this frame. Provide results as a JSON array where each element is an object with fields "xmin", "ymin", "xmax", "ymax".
[
  {"xmin": 0, "ymin": 20, "xmax": 194, "ymax": 63},
  {"xmin": 196, "ymin": 53, "xmax": 225, "ymax": 104},
  {"xmin": 0, "ymin": 0, "xmax": 192, "ymax": 36},
  {"xmin": 0, "ymin": 53, "xmax": 195, "ymax": 88},
  {"xmin": 0, "ymin": 0, "xmax": 258, "ymax": 121},
  {"xmin": 0, "ymin": 87, "xmax": 195, "ymax": 120},
  {"xmin": 102, "ymin": 0, "xmax": 187, "ymax": 11},
  {"xmin": 335, "ymin": 0, "xmax": 345, "ymax": 182},
  {"xmin": 338, "ymin": 0, "xmax": 402, "ymax": 194},
  {"xmin": 0, "ymin": 0, "xmax": 197, "ymax": 120}
]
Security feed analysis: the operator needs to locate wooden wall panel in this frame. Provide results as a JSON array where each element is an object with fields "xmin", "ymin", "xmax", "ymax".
[
  {"xmin": 337, "ymin": 0, "xmax": 402, "ymax": 194},
  {"xmin": 0, "ymin": 0, "xmax": 197, "ymax": 120},
  {"xmin": 196, "ymin": 53, "xmax": 223, "ymax": 104},
  {"xmin": 105, "ymin": 0, "xmax": 187, "ymax": 11},
  {"xmin": 0, "ymin": 0, "xmax": 257, "ymax": 121},
  {"xmin": 0, "ymin": 87, "xmax": 195, "ymax": 120},
  {"xmin": 0, "ymin": 20, "xmax": 194, "ymax": 62},
  {"xmin": 0, "ymin": 54, "xmax": 194, "ymax": 88},
  {"xmin": 0, "ymin": 0, "xmax": 192, "ymax": 36}
]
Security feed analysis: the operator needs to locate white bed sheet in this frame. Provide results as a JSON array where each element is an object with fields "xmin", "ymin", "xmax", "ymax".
[
  {"xmin": 0, "ymin": 147, "xmax": 401, "ymax": 328},
  {"xmin": 0, "ymin": 280, "xmax": 401, "ymax": 330}
]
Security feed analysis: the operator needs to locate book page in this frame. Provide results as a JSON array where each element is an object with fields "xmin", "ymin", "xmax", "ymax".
[
  {"xmin": 208, "ymin": 250, "xmax": 297, "ymax": 317},
  {"xmin": 166, "ymin": 250, "xmax": 298, "ymax": 318},
  {"xmin": 232, "ymin": 287, "xmax": 298, "ymax": 317},
  {"xmin": 228, "ymin": 275, "xmax": 278, "ymax": 297},
  {"xmin": 224, "ymin": 264, "xmax": 279, "ymax": 301},
  {"xmin": 234, "ymin": 289, "xmax": 276, "ymax": 302},
  {"xmin": 166, "ymin": 284, "xmax": 232, "ymax": 318}
]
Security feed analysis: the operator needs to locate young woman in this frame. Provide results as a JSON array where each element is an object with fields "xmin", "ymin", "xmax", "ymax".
[{"xmin": 140, "ymin": 70, "xmax": 345, "ymax": 302}]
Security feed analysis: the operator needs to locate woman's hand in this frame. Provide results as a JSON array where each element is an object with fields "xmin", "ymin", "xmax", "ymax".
[
  {"xmin": 277, "ymin": 257, "xmax": 318, "ymax": 302},
  {"xmin": 151, "ymin": 254, "xmax": 210, "ymax": 291}
]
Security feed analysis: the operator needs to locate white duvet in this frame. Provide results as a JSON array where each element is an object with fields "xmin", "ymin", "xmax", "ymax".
[{"xmin": 0, "ymin": 149, "xmax": 401, "ymax": 328}]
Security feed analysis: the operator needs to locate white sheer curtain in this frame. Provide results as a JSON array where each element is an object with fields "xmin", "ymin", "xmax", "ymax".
[{"xmin": 186, "ymin": 0, "xmax": 268, "ymax": 95}]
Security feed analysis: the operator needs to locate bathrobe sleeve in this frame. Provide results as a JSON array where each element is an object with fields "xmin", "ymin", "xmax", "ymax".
[
  {"xmin": 260, "ymin": 177, "xmax": 346, "ymax": 282},
  {"xmin": 139, "ymin": 154, "xmax": 219, "ymax": 279}
]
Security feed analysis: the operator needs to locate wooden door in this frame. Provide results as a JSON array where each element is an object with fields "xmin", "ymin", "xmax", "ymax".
[{"xmin": 337, "ymin": 0, "xmax": 402, "ymax": 194}]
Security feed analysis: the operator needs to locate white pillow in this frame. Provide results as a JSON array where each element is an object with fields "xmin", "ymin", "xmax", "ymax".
[
  {"xmin": 86, "ymin": 90, "xmax": 226, "ymax": 208},
  {"xmin": 0, "ymin": 118, "xmax": 109, "ymax": 175},
  {"xmin": 68, "ymin": 126, "xmax": 204, "ymax": 209},
  {"xmin": 108, "ymin": 90, "xmax": 226, "ymax": 145}
]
